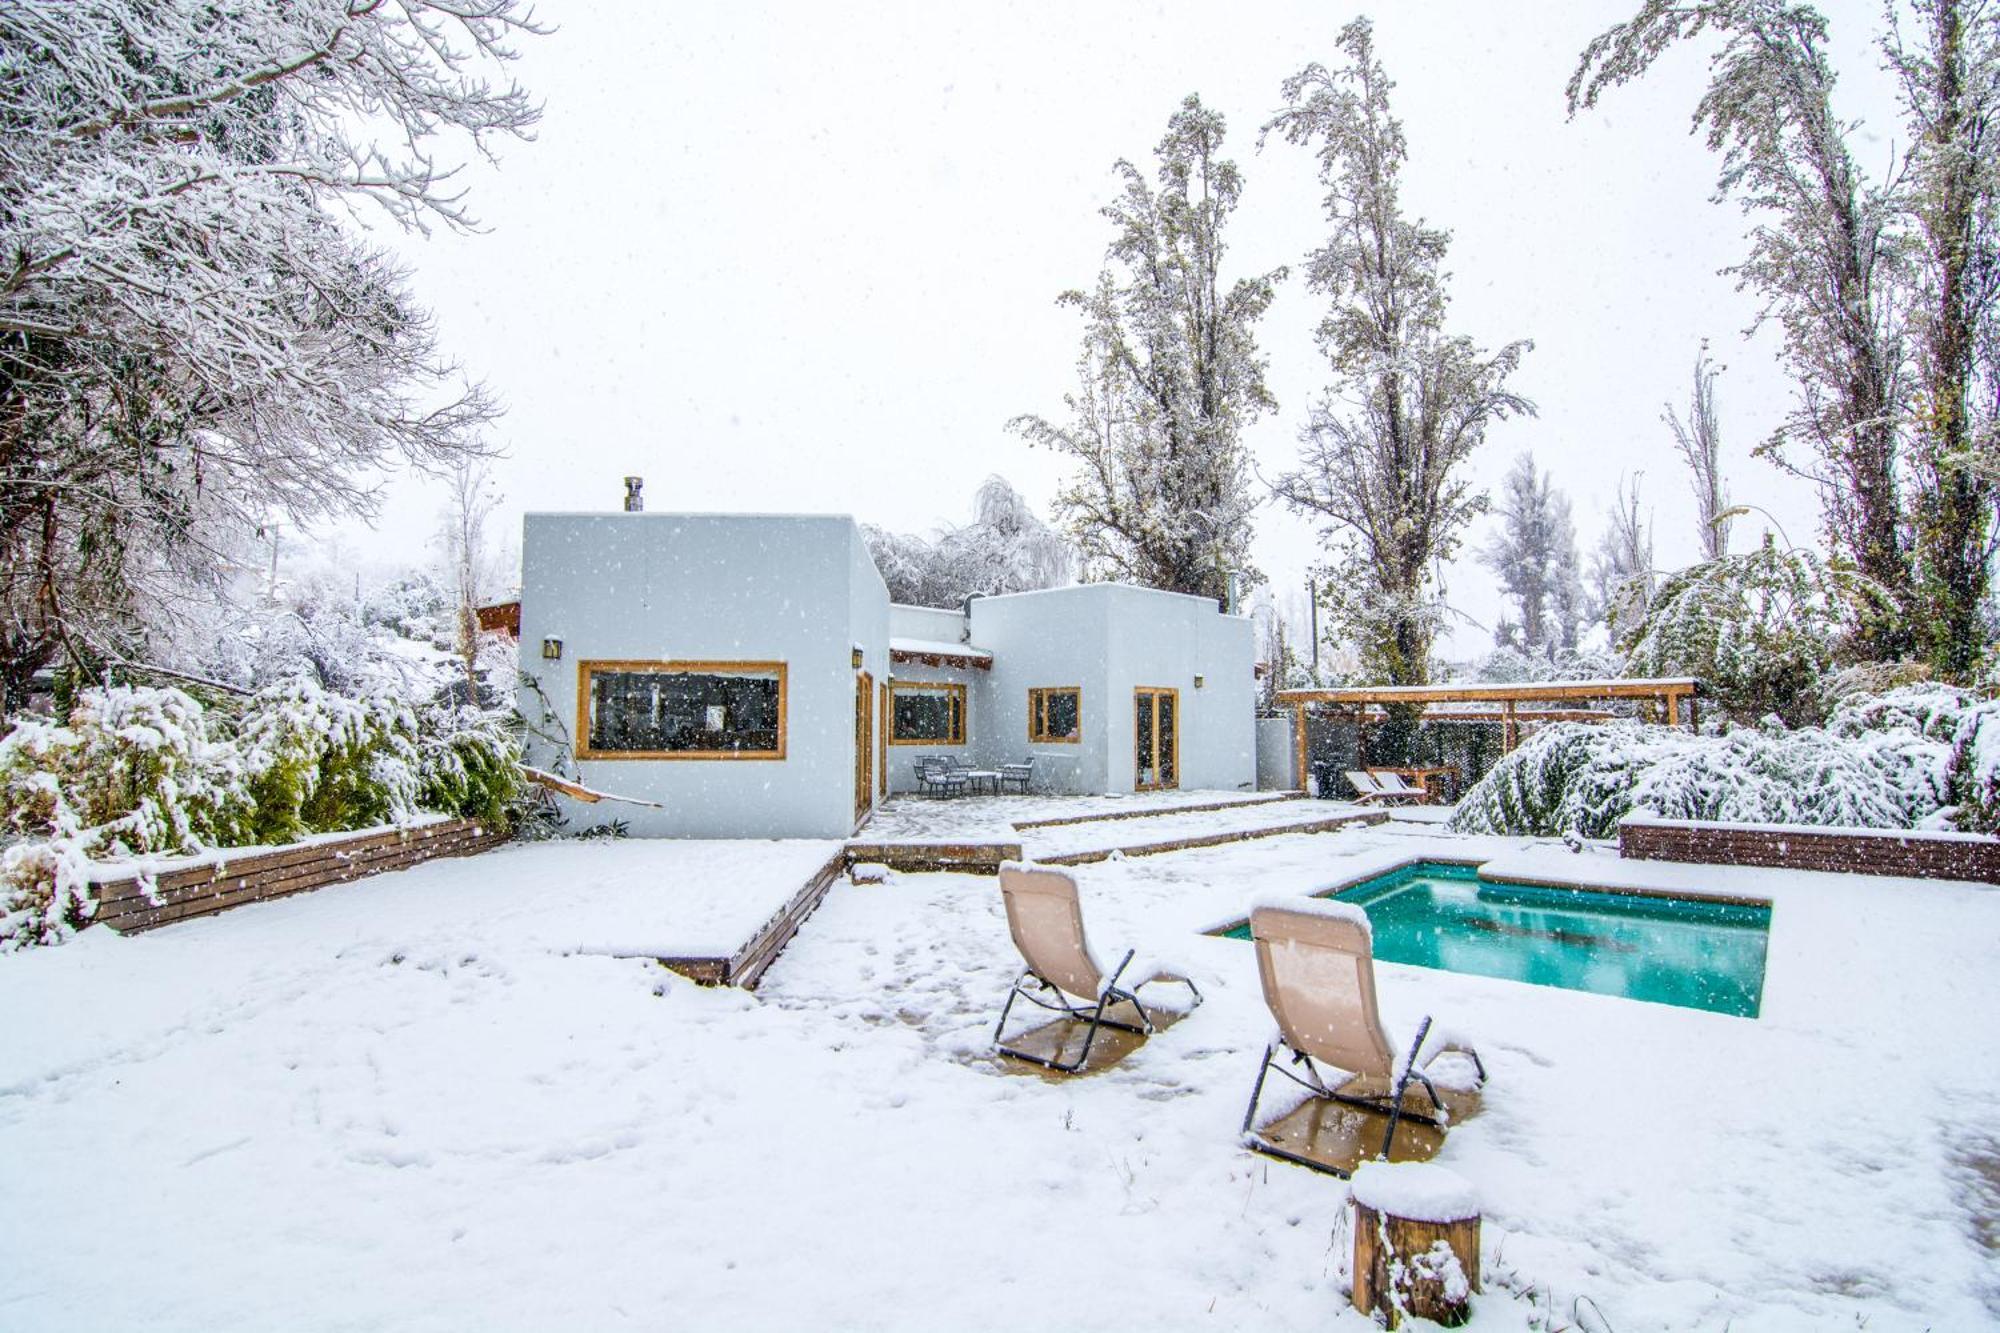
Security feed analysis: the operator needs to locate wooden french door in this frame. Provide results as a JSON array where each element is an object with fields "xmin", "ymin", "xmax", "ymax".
[
  {"xmin": 1134, "ymin": 687, "xmax": 1179, "ymax": 791},
  {"xmin": 855, "ymin": 672, "xmax": 874, "ymax": 821}
]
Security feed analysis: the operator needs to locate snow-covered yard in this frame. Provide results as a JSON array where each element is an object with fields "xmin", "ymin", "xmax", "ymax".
[{"xmin": 2, "ymin": 824, "xmax": 1996, "ymax": 1329}]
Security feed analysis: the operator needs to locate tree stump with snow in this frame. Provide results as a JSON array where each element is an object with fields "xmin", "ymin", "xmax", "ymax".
[{"xmin": 1349, "ymin": 1162, "xmax": 1480, "ymax": 1328}]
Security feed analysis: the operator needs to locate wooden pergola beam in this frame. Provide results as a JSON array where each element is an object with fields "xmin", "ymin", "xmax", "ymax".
[{"xmin": 1274, "ymin": 678, "xmax": 1698, "ymax": 707}]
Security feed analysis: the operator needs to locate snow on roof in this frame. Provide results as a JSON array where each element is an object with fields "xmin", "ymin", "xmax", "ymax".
[{"xmin": 889, "ymin": 637, "xmax": 993, "ymax": 665}]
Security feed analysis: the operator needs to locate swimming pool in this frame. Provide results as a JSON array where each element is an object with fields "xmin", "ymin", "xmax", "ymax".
[{"xmin": 1223, "ymin": 861, "xmax": 1771, "ymax": 1017}]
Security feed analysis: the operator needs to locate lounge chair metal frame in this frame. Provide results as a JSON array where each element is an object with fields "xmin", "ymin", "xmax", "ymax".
[
  {"xmin": 991, "ymin": 865, "xmax": 1203, "ymax": 1074},
  {"xmin": 1240, "ymin": 901, "xmax": 1486, "ymax": 1177},
  {"xmin": 1241, "ymin": 1015, "xmax": 1484, "ymax": 1174},
  {"xmin": 993, "ymin": 948, "xmax": 1203, "ymax": 1073}
]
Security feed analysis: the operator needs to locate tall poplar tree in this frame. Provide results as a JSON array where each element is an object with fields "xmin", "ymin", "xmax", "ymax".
[
  {"xmin": 1264, "ymin": 19, "xmax": 1535, "ymax": 683},
  {"xmin": 1012, "ymin": 96, "xmax": 1282, "ymax": 604},
  {"xmin": 1572, "ymin": 0, "xmax": 2000, "ymax": 676}
]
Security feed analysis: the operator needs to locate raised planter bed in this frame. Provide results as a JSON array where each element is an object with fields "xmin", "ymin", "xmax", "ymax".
[
  {"xmin": 1619, "ymin": 815, "xmax": 2000, "ymax": 885},
  {"xmin": 88, "ymin": 818, "xmax": 510, "ymax": 933}
]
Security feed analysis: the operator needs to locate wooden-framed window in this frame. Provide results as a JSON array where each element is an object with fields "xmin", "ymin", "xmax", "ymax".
[
  {"xmin": 1028, "ymin": 687, "xmax": 1081, "ymax": 743},
  {"xmin": 889, "ymin": 681, "xmax": 966, "ymax": 745},
  {"xmin": 576, "ymin": 660, "xmax": 787, "ymax": 760}
]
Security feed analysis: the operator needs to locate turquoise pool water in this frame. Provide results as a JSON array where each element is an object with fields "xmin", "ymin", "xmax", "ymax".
[{"xmin": 1225, "ymin": 861, "xmax": 1771, "ymax": 1017}]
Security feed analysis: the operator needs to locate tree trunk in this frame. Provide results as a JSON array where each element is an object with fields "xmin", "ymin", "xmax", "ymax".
[{"xmin": 1352, "ymin": 1202, "xmax": 1480, "ymax": 1328}]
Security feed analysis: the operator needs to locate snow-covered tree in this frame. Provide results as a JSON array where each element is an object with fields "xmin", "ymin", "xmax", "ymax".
[
  {"xmin": 864, "ymin": 476, "xmax": 1074, "ymax": 608},
  {"xmin": 1591, "ymin": 473, "xmax": 1655, "ymax": 638},
  {"xmin": 1620, "ymin": 534, "xmax": 1889, "ymax": 724},
  {"xmin": 1012, "ymin": 97, "xmax": 1281, "ymax": 603},
  {"xmin": 1264, "ymin": 21, "xmax": 1535, "ymax": 684},
  {"xmin": 438, "ymin": 462, "xmax": 506, "ymax": 700},
  {"xmin": 1889, "ymin": 0, "xmax": 2000, "ymax": 680},
  {"xmin": 1570, "ymin": 1, "xmax": 2000, "ymax": 675},
  {"xmin": 0, "ymin": 1, "xmax": 543, "ymax": 712},
  {"xmin": 1482, "ymin": 453, "xmax": 1586, "ymax": 658},
  {"xmin": 1664, "ymin": 346, "xmax": 1734, "ymax": 561}
]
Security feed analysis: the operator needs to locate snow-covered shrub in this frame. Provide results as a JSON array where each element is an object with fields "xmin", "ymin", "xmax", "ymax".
[
  {"xmin": 1449, "ymin": 715, "xmax": 1955, "ymax": 838},
  {"xmin": 1825, "ymin": 683, "xmax": 1973, "ymax": 745},
  {"xmin": 1948, "ymin": 700, "xmax": 2000, "ymax": 833},
  {"xmin": 416, "ymin": 706, "xmax": 522, "ymax": 826},
  {"xmin": 0, "ymin": 687, "xmax": 251, "ymax": 947},
  {"xmin": 235, "ymin": 679, "xmax": 423, "ymax": 842},
  {"xmin": 1619, "ymin": 539, "xmax": 1885, "ymax": 725}
]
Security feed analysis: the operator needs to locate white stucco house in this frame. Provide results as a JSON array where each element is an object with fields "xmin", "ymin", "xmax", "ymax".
[{"xmin": 517, "ymin": 506, "xmax": 1256, "ymax": 839}]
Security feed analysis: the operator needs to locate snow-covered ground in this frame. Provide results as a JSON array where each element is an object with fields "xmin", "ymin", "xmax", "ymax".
[{"xmin": 2, "ymin": 823, "xmax": 1995, "ymax": 1329}]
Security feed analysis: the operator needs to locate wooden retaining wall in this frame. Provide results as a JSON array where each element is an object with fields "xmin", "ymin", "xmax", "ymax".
[
  {"xmin": 89, "ymin": 819, "xmax": 510, "ymax": 934},
  {"xmin": 842, "ymin": 840, "xmax": 1023, "ymax": 874},
  {"xmin": 1619, "ymin": 816, "xmax": 2000, "ymax": 884}
]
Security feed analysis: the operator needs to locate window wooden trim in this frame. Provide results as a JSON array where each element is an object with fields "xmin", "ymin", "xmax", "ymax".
[
  {"xmin": 888, "ymin": 680, "xmax": 967, "ymax": 746},
  {"xmin": 1028, "ymin": 686, "xmax": 1082, "ymax": 744},
  {"xmin": 575, "ymin": 659, "xmax": 788, "ymax": 761}
]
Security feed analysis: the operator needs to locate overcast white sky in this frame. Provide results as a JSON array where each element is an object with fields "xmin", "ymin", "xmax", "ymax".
[{"xmin": 354, "ymin": 0, "xmax": 1904, "ymax": 658}]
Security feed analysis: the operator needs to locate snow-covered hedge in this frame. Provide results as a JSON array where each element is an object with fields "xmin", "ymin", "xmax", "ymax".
[
  {"xmin": 1449, "ymin": 685, "xmax": 1986, "ymax": 839},
  {"xmin": 1618, "ymin": 540, "xmax": 1885, "ymax": 725},
  {"xmin": 1, "ymin": 683, "xmax": 521, "ymax": 950}
]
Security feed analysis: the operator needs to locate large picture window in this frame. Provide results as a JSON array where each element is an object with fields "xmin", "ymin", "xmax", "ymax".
[
  {"xmin": 1028, "ymin": 687, "xmax": 1081, "ymax": 743},
  {"xmin": 890, "ymin": 681, "xmax": 966, "ymax": 745},
  {"xmin": 577, "ymin": 661, "xmax": 787, "ymax": 760}
]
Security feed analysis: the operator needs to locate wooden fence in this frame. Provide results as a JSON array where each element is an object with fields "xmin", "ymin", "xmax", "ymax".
[
  {"xmin": 1619, "ymin": 816, "xmax": 2000, "ymax": 884},
  {"xmin": 89, "ymin": 819, "xmax": 509, "ymax": 934}
]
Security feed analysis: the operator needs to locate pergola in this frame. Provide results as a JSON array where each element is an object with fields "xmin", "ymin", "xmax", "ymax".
[{"xmin": 1274, "ymin": 677, "xmax": 1700, "ymax": 795}]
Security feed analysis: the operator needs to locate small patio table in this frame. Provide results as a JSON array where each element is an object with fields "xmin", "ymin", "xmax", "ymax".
[{"xmin": 963, "ymin": 769, "xmax": 1003, "ymax": 795}]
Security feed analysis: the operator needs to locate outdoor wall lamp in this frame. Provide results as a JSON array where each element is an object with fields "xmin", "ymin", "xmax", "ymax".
[
  {"xmin": 1194, "ymin": 674, "xmax": 1205, "ymax": 688},
  {"xmin": 541, "ymin": 637, "xmax": 563, "ymax": 660},
  {"xmin": 852, "ymin": 647, "xmax": 864, "ymax": 669}
]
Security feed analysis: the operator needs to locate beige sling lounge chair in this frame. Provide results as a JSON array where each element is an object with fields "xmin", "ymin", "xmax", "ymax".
[
  {"xmin": 1241, "ymin": 898, "xmax": 1485, "ymax": 1175},
  {"xmin": 992, "ymin": 864, "xmax": 1202, "ymax": 1073},
  {"xmin": 1345, "ymin": 770, "xmax": 1424, "ymax": 806}
]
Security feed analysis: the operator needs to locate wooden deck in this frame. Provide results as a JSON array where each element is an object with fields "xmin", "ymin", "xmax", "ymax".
[{"xmin": 658, "ymin": 847, "xmax": 849, "ymax": 989}]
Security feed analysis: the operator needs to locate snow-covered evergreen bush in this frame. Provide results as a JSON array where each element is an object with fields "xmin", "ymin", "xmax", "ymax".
[
  {"xmin": 0, "ymin": 687, "xmax": 252, "ymax": 947},
  {"xmin": 1449, "ymin": 711, "xmax": 1957, "ymax": 839},
  {"xmin": 1618, "ymin": 538, "xmax": 1886, "ymax": 725},
  {"xmin": 1, "ymin": 681, "xmax": 522, "ymax": 949},
  {"xmin": 235, "ymin": 680, "xmax": 421, "ymax": 843},
  {"xmin": 416, "ymin": 706, "xmax": 523, "ymax": 827},
  {"xmin": 1947, "ymin": 701, "xmax": 2000, "ymax": 833}
]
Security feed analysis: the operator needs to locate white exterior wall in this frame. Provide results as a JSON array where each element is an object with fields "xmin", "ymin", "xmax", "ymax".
[
  {"xmin": 517, "ymin": 513, "xmax": 888, "ymax": 839},
  {"xmin": 1101, "ymin": 586, "xmax": 1256, "ymax": 793},
  {"xmin": 961, "ymin": 585, "xmax": 1255, "ymax": 796},
  {"xmin": 964, "ymin": 591, "xmax": 1114, "ymax": 794},
  {"xmin": 888, "ymin": 604, "xmax": 971, "ymax": 644}
]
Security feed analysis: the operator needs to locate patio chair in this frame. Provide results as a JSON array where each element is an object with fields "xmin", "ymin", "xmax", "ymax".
[
  {"xmin": 917, "ymin": 755, "xmax": 969, "ymax": 798},
  {"xmin": 1241, "ymin": 898, "xmax": 1485, "ymax": 1176},
  {"xmin": 992, "ymin": 864, "xmax": 1202, "ymax": 1073},
  {"xmin": 998, "ymin": 756, "xmax": 1035, "ymax": 794},
  {"xmin": 1345, "ymin": 770, "xmax": 1424, "ymax": 806},
  {"xmin": 1368, "ymin": 769, "xmax": 1432, "ymax": 805}
]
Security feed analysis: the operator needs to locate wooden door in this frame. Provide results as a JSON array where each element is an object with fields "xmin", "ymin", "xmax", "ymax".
[
  {"xmin": 1134, "ymin": 687, "xmax": 1179, "ymax": 791},
  {"xmin": 855, "ymin": 671, "xmax": 873, "ymax": 821},
  {"xmin": 878, "ymin": 681, "xmax": 890, "ymax": 796}
]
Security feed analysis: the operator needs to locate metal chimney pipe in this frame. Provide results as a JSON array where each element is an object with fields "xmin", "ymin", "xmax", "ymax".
[{"xmin": 623, "ymin": 476, "xmax": 644, "ymax": 512}]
